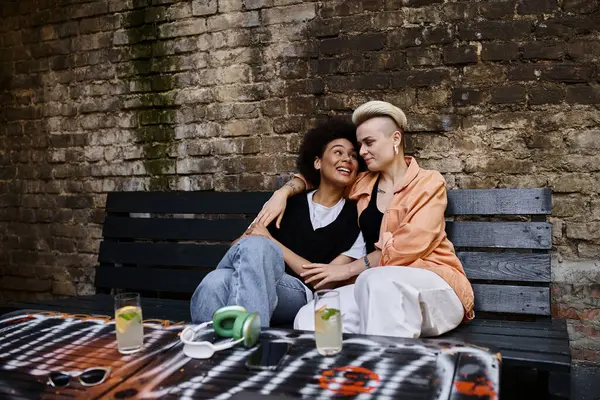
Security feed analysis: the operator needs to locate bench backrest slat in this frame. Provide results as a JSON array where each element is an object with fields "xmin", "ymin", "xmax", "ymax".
[
  {"xmin": 98, "ymin": 242, "xmax": 229, "ymax": 268},
  {"xmin": 95, "ymin": 265, "xmax": 207, "ymax": 294},
  {"xmin": 97, "ymin": 188, "xmax": 553, "ymax": 318},
  {"xmin": 98, "ymin": 243, "xmax": 551, "ymax": 283},
  {"xmin": 103, "ymin": 217, "xmax": 554, "ymax": 250},
  {"xmin": 457, "ymin": 252, "xmax": 550, "ymax": 283},
  {"xmin": 446, "ymin": 188, "xmax": 551, "ymax": 215},
  {"xmin": 447, "ymin": 221, "xmax": 552, "ymax": 249},
  {"xmin": 472, "ymin": 284, "xmax": 550, "ymax": 315},
  {"xmin": 106, "ymin": 191, "xmax": 272, "ymax": 214},
  {"xmin": 103, "ymin": 216, "xmax": 249, "ymax": 241}
]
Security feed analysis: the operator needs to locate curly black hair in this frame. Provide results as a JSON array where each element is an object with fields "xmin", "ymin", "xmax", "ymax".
[{"xmin": 296, "ymin": 117, "xmax": 367, "ymax": 187}]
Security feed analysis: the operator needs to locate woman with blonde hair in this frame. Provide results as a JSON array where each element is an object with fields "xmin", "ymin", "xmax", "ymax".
[{"xmin": 255, "ymin": 101, "xmax": 474, "ymax": 338}]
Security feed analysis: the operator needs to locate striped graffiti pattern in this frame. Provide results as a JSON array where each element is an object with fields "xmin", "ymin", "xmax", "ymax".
[
  {"xmin": 106, "ymin": 328, "xmax": 500, "ymax": 399},
  {"xmin": 0, "ymin": 312, "xmax": 499, "ymax": 399},
  {"xmin": 0, "ymin": 311, "xmax": 183, "ymax": 400}
]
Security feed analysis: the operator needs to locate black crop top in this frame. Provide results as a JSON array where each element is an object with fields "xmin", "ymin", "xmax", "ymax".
[{"xmin": 358, "ymin": 176, "xmax": 384, "ymax": 254}]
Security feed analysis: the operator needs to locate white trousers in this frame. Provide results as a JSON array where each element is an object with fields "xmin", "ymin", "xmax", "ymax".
[{"xmin": 294, "ymin": 266, "xmax": 464, "ymax": 338}]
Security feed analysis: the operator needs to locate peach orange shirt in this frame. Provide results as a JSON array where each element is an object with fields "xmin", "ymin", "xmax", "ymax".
[{"xmin": 347, "ymin": 157, "xmax": 474, "ymax": 320}]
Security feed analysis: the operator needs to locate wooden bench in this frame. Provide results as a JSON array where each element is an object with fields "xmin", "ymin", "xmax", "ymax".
[
  {"xmin": 2, "ymin": 188, "xmax": 570, "ymax": 397},
  {"xmin": 439, "ymin": 188, "xmax": 570, "ymax": 398}
]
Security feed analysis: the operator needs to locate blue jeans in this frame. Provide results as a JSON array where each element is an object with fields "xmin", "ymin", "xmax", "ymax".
[{"xmin": 190, "ymin": 236, "xmax": 308, "ymax": 327}]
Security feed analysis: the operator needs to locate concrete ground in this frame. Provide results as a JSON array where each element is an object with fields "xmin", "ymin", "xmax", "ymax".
[{"xmin": 570, "ymin": 361, "xmax": 600, "ymax": 400}]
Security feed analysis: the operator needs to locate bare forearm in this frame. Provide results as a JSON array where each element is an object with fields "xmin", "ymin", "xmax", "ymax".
[
  {"xmin": 330, "ymin": 254, "xmax": 355, "ymax": 265},
  {"xmin": 369, "ymin": 250, "xmax": 382, "ymax": 267},
  {"xmin": 348, "ymin": 250, "xmax": 382, "ymax": 277},
  {"xmin": 269, "ymin": 237, "xmax": 311, "ymax": 277}
]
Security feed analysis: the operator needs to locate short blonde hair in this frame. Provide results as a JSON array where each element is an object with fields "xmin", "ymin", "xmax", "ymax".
[{"xmin": 352, "ymin": 101, "xmax": 407, "ymax": 132}]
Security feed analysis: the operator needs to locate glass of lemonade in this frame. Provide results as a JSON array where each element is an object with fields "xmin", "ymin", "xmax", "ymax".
[
  {"xmin": 114, "ymin": 293, "xmax": 144, "ymax": 354},
  {"xmin": 314, "ymin": 289, "xmax": 342, "ymax": 356}
]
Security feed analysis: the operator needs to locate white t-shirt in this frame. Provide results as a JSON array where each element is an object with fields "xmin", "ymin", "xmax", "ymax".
[{"xmin": 306, "ymin": 190, "xmax": 367, "ymax": 260}]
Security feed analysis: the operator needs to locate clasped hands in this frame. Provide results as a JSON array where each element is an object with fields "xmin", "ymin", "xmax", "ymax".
[
  {"xmin": 300, "ymin": 262, "xmax": 353, "ymax": 290},
  {"xmin": 243, "ymin": 222, "xmax": 352, "ymax": 290}
]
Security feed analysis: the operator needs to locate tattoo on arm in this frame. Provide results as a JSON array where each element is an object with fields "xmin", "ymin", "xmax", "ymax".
[{"xmin": 284, "ymin": 181, "xmax": 298, "ymax": 194}]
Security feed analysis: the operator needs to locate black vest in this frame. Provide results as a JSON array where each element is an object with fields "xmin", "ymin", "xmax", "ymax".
[{"xmin": 268, "ymin": 193, "xmax": 361, "ymax": 285}]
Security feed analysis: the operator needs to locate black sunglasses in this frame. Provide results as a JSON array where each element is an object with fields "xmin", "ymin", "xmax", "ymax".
[{"xmin": 47, "ymin": 367, "xmax": 111, "ymax": 388}]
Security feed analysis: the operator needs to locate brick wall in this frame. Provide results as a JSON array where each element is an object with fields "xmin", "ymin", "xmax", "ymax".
[{"xmin": 0, "ymin": 0, "xmax": 599, "ymax": 361}]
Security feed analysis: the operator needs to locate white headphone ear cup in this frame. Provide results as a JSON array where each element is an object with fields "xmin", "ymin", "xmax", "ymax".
[
  {"xmin": 180, "ymin": 321, "xmax": 211, "ymax": 343},
  {"xmin": 183, "ymin": 342, "xmax": 216, "ymax": 359},
  {"xmin": 180, "ymin": 327, "xmax": 195, "ymax": 342}
]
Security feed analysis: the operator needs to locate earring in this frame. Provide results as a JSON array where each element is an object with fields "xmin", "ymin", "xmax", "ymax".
[{"xmin": 394, "ymin": 144, "xmax": 399, "ymax": 155}]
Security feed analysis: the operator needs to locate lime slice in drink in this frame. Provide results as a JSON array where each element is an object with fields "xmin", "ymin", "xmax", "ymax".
[
  {"xmin": 315, "ymin": 307, "xmax": 339, "ymax": 332},
  {"xmin": 116, "ymin": 306, "xmax": 142, "ymax": 334},
  {"xmin": 320, "ymin": 308, "xmax": 340, "ymax": 321}
]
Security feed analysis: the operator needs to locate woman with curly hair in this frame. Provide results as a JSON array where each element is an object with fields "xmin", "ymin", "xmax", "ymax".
[
  {"xmin": 254, "ymin": 101, "xmax": 474, "ymax": 338},
  {"xmin": 190, "ymin": 118, "xmax": 367, "ymax": 327}
]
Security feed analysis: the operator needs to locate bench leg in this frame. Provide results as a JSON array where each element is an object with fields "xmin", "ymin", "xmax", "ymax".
[
  {"xmin": 548, "ymin": 371, "xmax": 571, "ymax": 400},
  {"xmin": 535, "ymin": 370, "xmax": 550, "ymax": 400},
  {"xmin": 536, "ymin": 370, "xmax": 571, "ymax": 400},
  {"xmin": 500, "ymin": 368, "xmax": 553, "ymax": 399}
]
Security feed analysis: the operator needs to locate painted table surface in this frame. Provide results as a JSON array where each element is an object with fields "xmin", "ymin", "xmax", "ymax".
[
  {"xmin": 0, "ymin": 310, "xmax": 183, "ymax": 400},
  {"xmin": 0, "ymin": 310, "xmax": 500, "ymax": 400}
]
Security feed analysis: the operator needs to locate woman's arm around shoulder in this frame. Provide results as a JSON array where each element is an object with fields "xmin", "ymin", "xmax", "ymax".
[{"xmin": 254, "ymin": 175, "xmax": 308, "ymax": 228}]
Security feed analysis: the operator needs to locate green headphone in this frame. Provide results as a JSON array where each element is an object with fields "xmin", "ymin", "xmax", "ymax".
[{"xmin": 212, "ymin": 305, "xmax": 261, "ymax": 348}]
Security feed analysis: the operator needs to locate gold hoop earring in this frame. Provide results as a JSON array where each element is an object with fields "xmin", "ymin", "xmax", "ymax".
[{"xmin": 394, "ymin": 144, "xmax": 399, "ymax": 155}]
